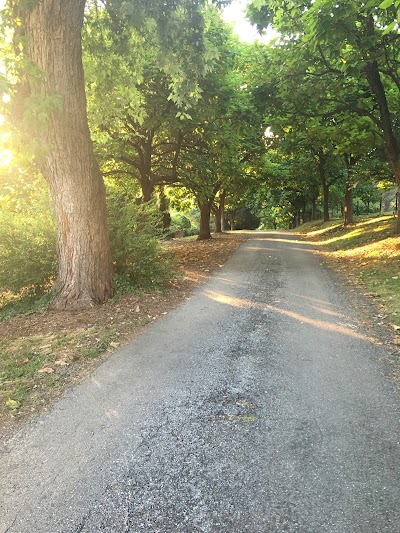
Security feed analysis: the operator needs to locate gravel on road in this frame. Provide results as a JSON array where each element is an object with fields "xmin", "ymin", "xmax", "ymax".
[{"xmin": 1, "ymin": 231, "xmax": 400, "ymax": 533}]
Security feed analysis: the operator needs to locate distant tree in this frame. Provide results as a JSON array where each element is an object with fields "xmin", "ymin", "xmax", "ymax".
[{"xmin": 248, "ymin": 0, "xmax": 400, "ymax": 232}]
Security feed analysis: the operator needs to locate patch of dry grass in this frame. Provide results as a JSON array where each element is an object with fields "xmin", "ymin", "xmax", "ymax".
[{"xmin": 297, "ymin": 216, "xmax": 400, "ymax": 329}]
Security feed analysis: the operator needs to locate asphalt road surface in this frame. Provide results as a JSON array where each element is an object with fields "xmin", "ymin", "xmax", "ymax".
[{"xmin": 1, "ymin": 231, "xmax": 400, "ymax": 533}]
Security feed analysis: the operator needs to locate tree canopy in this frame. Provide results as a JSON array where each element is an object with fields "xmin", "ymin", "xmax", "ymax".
[{"xmin": 0, "ymin": 0, "xmax": 398, "ymax": 308}]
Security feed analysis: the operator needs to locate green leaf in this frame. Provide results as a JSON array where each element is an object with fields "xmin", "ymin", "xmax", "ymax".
[
  {"xmin": 383, "ymin": 20, "xmax": 397, "ymax": 33},
  {"xmin": 379, "ymin": 0, "xmax": 394, "ymax": 8}
]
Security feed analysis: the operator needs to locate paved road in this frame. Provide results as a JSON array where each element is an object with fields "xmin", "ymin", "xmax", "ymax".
[{"xmin": 1, "ymin": 231, "xmax": 400, "ymax": 533}]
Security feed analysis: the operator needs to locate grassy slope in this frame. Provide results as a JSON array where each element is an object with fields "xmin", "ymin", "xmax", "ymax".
[{"xmin": 296, "ymin": 215, "xmax": 400, "ymax": 329}]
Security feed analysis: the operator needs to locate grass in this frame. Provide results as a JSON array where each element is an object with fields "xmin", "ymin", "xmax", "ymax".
[
  {"xmin": 0, "ymin": 290, "xmax": 54, "ymax": 319},
  {"xmin": 0, "ymin": 325, "xmax": 124, "ymax": 416},
  {"xmin": 296, "ymin": 215, "xmax": 400, "ymax": 329}
]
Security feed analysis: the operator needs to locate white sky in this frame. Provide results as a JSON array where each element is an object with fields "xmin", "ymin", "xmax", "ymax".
[{"xmin": 221, "ymin": 0, "xmax": 276, "ymax": 43}]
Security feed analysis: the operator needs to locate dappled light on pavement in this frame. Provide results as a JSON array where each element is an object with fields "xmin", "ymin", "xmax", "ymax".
[{"xmin": 205, "ymin": 288, "xmax": 377, "ymax": 344}]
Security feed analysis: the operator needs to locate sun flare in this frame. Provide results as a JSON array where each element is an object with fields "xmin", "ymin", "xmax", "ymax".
[{"xmin": 0, "ymin": 148, "xmax": 12, "ymax": 166}]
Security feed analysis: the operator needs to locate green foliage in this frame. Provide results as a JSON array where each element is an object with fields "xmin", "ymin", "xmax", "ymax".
[
  {"xmin": 256, "ymin": 187, "xmax": 301, "ymax": 229},
  {"xmin": 354, "ymin": 182, "xmax": 382, "ymax": 214},
  {"xmin": 0, "ymin": 173, "xmax": 57, "ymax": 299},
  {"xmin": 233, "ymin": 207, "xmax": 260, "ymax": 230},
  {"xmin": 107, "ymin": 193, "xmax": 175, "ymax": 290},
  {"xmin": 258, "ymin": 204, "xmax": 294, "ymax": 230},
  {"xmin": 168, "ymin": 211, "xmax": 199, "ymax": 237},
  {"xmin": 246, "ymin": 0, "xmax": 400, "ymax": 228}
]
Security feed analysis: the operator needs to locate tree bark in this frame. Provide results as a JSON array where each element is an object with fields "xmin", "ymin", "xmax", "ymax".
[
  {"xmin": 396, "ymin": 174, "xmax": 400, "ymax": 235},
  {"xmin": 311, "ymin": 198, "xmax": 318, "ymax": 221},
  {"xmin": 25, "ymin": 0, "xmax": 114, "ymax": 309},
  {"xmin": 220, "ymin": 190, "xmax": 226, "ymax": 232},
  {"xmin": 230, "ymin": 212, "xmax": 236, "ymax": 231},
  {"xmin": 198, "ymin": 201, "xmax": 212, "ymax": 240},
  {"xmin": 214, "ymin": 207, "xmax": 222, "ymax": 233},
  {"xmin": 344, "ymin": 184, "xmax": 353, "ymax": 226},
  {"xmin": 322, "ymin": 183, "xmax": 330, "ymax": 223},
  {"xmin": 364, "ymin": 18, "xmax": 400, "ymax": 232},
  {"xmin": 343, "ymin": 154, "xmax": 357, "ymax": 226},
  {"xmin": 141, "ymin": 179, "xmax": 154, "ymax": 202},
  {"xmin": 316, "ymin": 150, "xmax": 330, "ymax": 222}
]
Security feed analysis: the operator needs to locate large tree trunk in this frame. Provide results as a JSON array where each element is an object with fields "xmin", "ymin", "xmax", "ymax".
[
  {"xmin": 198, "ymin": 201, "xmax": 212, "ymax": 240},
  {"xmin": 25, "ymin": 0, "xmax": 114, "ymax": 309},
  {"xmin": 141, "ymin": 179, "xmax": 154, "ymax": 202}
]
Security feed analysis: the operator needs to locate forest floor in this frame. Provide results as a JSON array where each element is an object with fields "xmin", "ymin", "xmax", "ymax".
[{"xmin": 0, "ymin": 232, "xmax": 246, "ymax": 437}]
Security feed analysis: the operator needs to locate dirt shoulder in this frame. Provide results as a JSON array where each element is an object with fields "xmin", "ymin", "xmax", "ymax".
[
  {"xmin": 0, "ymin": 232, "xmax": 247, "ymax": 438},
  {"xmin": 294, "ymin": 220, "xmax": 400, "ymax": 360}
]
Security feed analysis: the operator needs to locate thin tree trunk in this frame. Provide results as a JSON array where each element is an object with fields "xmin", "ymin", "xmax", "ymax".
[
  {"xmin": 344, "ymin": 184, "xmax": 353, "ymax": 226},
  {"xmin": 311, "ymin": 199, "xmax": 318, "ymax": 221},
  {"xmin": 214, "ymin": 207, "xmax": 222, "ymax": 233},
  {"xmin": 394, "ymin": 169, "xmax": 400, "ymax": 234},
  {"xmin": 230, "ymin": 213, "xmax": 236, "ymax": 231},
  {"xmin": 317, "ymin": 150, "xmax": 330, "ymax": 222},
  {"xmin": 301, "ymin": 199, "xmax": 307, "ymax": 224},
  {"xmin": 322, "ymin": 184, "xmax": 330, "ymax": 223},
  {"xmin": 220, "ymin": 190, "xmax": 226, "ymax": 232},
  {"xmin": 24, "ymin": 0, "xmax": 114, "ymax": 309}
]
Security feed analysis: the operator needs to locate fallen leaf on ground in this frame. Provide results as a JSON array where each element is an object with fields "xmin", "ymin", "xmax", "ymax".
[
  {"xmin": 110, "ymin": 342, "xmax": 120, "ymax": 348},
  {"xmin": 38, "ymin": 367, "xmax": 55, "ymax": 374},
  {"xmin": 5, "ymin": 399, "xmax": 19, "ymax": 410}
]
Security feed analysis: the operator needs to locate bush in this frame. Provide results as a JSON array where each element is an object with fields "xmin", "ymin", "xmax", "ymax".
[
  {"xmin": 166, "ymin": 212, "xmax": 198, "ymax": 237},
  {"xmin": 163, "ymin": 209, "xmax": 200, "ymax": 238},
  {"xmin": 107, "ymin": 195, "xmax": 175, "ymax": 290},
  {"xmin": 0, "ymin": 204, "xmax": 57, "ymax": 297}
]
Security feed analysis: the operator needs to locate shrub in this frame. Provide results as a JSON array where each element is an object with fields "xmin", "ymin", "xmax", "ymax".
[
  {"xmin": 107, "ymin": 195, "xmax": 175, "ymax": 290},
  {"xmin": 0, "ymin": 203, "xmax": 57, "ymax": 297},
  {"xmin": 164, "ymin": 210, "xmax": 200, "ymax": 238}
]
